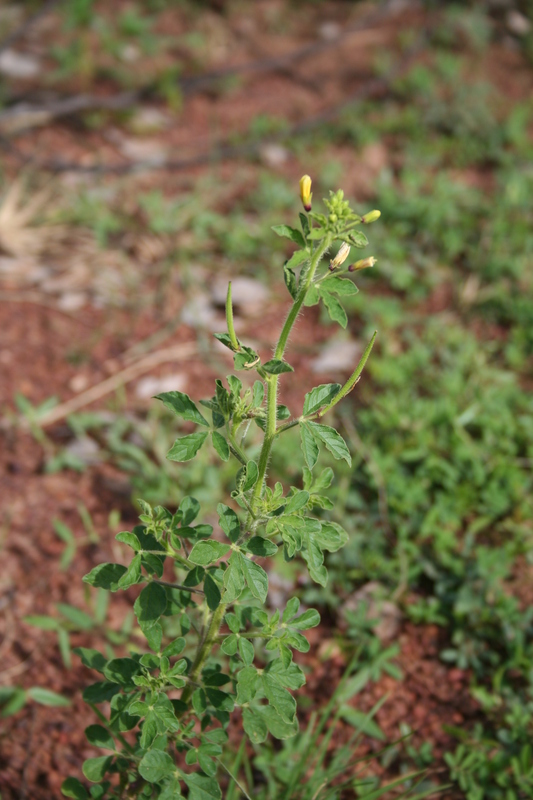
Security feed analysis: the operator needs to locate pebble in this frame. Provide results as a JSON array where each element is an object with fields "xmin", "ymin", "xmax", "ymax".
[
  {"xmin": 211, "ymin": 277, "xmax": 269, "ymax": 315},
  {"xmin": 0, "ymin": 49, "xmax": 40, "ymax": 79},
  {"xmin": 310, "ymin": 338, "xmax": 361, "ymax": 374},
  {"xmin": 507, "ymin": 10, "xmax": 531, "ymax": 36},
  {"xmin": 135, "ymin": 373, "xmax": 187, "ymax": 399}
]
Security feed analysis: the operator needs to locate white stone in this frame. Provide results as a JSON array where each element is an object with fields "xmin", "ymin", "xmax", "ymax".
[
  {"xmin": 0, "ymin": 49, "xmax": 40, "ymax": 79},
  {"xmin": 135, "ymin": 373, "xmax": 188, "ymax": 399}
]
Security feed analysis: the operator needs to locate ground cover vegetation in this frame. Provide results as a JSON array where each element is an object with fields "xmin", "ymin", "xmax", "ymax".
[{"xmin": 1, "ymin": 1, "xmax": 533, "ymax": 798}]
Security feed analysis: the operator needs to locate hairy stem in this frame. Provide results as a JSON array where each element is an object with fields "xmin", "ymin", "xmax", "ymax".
[
  {"xmin": 251, "ymin": 234, "xmax": 332, "ymax": 510},
  {"xmin": 179, "ymin": 602, "xmax": 227, "ymax": 709}
]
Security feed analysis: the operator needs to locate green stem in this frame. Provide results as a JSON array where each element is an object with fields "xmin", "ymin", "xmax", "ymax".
[
  {"xmin": 317, "ymin": 330, "xmax": 377, "ymax": 417},
  {"xmin": 251, "ymin": 234, "xmax": 332, "ymax": 510},
  {"xmin": 179, "ymin": 603, "xmax": 227, "ymax": 709},
  {"xmin": 153, "ymin": 579, "xmax": 205, "ymax": 595},
  {"xmin": 226, "ymin": 282, "xmax": 240, "ymax": 351}
]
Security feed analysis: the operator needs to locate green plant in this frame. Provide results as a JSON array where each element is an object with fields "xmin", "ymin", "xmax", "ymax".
[{"xmin": 61, "ymin": 177, "xmax": 382, "ymax": 799}]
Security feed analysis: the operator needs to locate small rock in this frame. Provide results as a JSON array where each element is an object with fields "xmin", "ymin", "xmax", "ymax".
[
  {"xmin": 129, "ymin": 107, "xmax": 170, "ymax": 135},
  {"xmin": 211, "ymin": 277, "xmax": 269, "ymax": 315},
  {"xmin": 310, "ymin": 338, "xmax": 361, "ymax": 374},
  {"xmin": 318, "ymin": 21, "xmax": 341, "ymax": 41},
  {"xmin": 119, "ymin": 137, "xmax": 167, "ymax": 164},
  {"xmin": 64, "ymin": 436, "xmax": 101, "ymax": 467},
  {"xmin": 69, "ymin": 374, "xmax": 89, "ymax": 393},
  {"xmin": 0, "ymin": 49, "xmax": 40, "ymax": 79},
  {"xmin": 507, "ymin": 10, "xmax": 531, "ymax": 36},
  {"xmin": 135, "ymin": 373, "xmax": 187, "ymax": 399},
  {"xmin": 57, "ymin": 292, "xmax": 86, "ymax": 311},
  {"xmin": 340, "ymin": 581, "xmax": 402, "ymax": 642},
  {"xmin": 181, "ymin": 292, "xmax": 222, "ymax": 328},
  {"xmin": 260, "ymin": 143, "xmax": 290, "ymax": 167}
]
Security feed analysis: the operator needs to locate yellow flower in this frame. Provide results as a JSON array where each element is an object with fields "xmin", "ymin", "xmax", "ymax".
[
  {"xmin": 349, "ymin": 256, "xmax": 376, "ymax": 272},
  {"xmin": 299, "ymin": 175, "xmax": 312, "ymax": 212}
]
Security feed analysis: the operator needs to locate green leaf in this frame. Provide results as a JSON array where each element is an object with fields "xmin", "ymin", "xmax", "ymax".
[
  {"xmin": 242, "ymin": 707, "xmax": 268, "ymax": 744},
  {"xmin": 138, "ymin": 750, "xmax": 176, "ymax": 783},
  {"xmin": 184, "ymin": 772, "xmax": 222, "ymax": 800},
  {"xmin": 115, "ymin": 531, "xmax": 141, "ymax": 550},
  {"xmin": 160, "ymin": 777, "xmax": 184, "ymax": 800},
  {"xmin": 103, "ymin": 658, "xmax": 140, "ymax": 688},
  {"xmin": 82, "ymin": 682, "xmax": 120, "ymax": 704},
  {"xmin": 285, "ymin": 491, "xmax": 310, "ymax": 515},
  {"xmin": 346, "ymin": 230, "xmax": 369, "ymax": 248},
  {"xmin": 85, "ymin": 725, "xmax": 115, "ymax": 750},
  {"xmin": 83, "ymin": 563, "xmax": 127, "ymax": 591},
  {"xmin": 304, "ymin": 284, "xmax": 319, "ymax": 306},
  {"xmin": 167, "ymin": 431, "xmax": 209, "ymax": 462},
  {"xmin": 283, "ymin": 263, "xmax": 297, "ymax": 300},
  {"xmin": 246, "ymin": 537, "xmax": 278, "ymax": 557},
  {"xmin": 74, "ymin": 647, "xmax": 107, "ymax": 673},
  {"xmin": 27, "ymin": 687, "xmax": 70, "ymax": 707},
  {"xmin": 213, "ymin": 332, "xmax": 235, "ymax": 351},
  {"xmin": 317, "ymin": 521, "xmax": 348, "ymax": 552},
  {"xmin": 61, "ymin": 777, "xmax": 89, "ymax": 799},
  {"xmin": 82, "ymin": 756, "xmax": 113, "ymax": 782},
  {"xmin": 24, "ymin": 614, "xmax": 60, "ymax": 631},
  {"xmin": 301, "ymin": 529, "xmax": 328, "ymax": 588},
  {"xmin": 261, "ymin": 674, "xmax": 296, "ymax": 723},
  {"xmin": 221, "ymin": 633, "xmax": 238, "ymax": 656},
  {"xmin": 321, "ymin": 276, "xmax": 358, "ymax": 296},
  {"xmin": 267, "ymin": 659, "xmax": 306, "ymax": 690},
  {"xmin": 236, "ymin": 666, "xmax": 260, "ymax": 704},
  {"xmin": 189, "ymin": 540, "xmax": 229, "ymax": 567},
  {"xmin": 211, "ymin": 431, "xmax": 230, "ymax": 461},
  {"xmin": 271, "ymin": 224, "xmax": 305, "ymax": 248},
  {"xmin": 197, "ymin": 751, "xmax": 217, "ymax": 777},
  {"xmin": 285, "ymin": 249, "xmax": 309, "ymax": 270},
  {"xmin": 291, "ymin": 609, "xmax": 320, "ymax": 630},
  {"xmin": 307, "ymin": 422, "xmax": 351, "ymax": 465},
  {"xmin": 299, "ymin": 212, "xmax": 310, "ymax": 239},
  {"xmin": 155, "ymin": 391, "xmax": 209, "ymax": 426},
  {"xmin": 339, "ymin": 707, "xmax": 385, "ymax": 740},
  {"xmin": 241, "ymin": 461, "xmax": 258, "ymax": 492},
  {"xmin": 223, "ymin": 553, "xmax": 245, "ymax": 603},
  {"xmin": 262, "ymin": 359, "xmax": 294, "ymax": 375},
  {"xmin": 204, "ymin": 573, "xmax": 222, "ymax": 610},
  {"xmin": 179, "ymin": 496, "xmax": 201, "ymax": 526},
  {"xmin": 252, "ymin": 381, "xmax": 264, "ymax": 407},
  {"xmin": 282, "ymin": 597, "xmax": 300, "ymax": 622},
  {"xmin": 134, "ymin": 583, "xmax": 167, "ymax": 623},
  {"xmin": 259, "ymin": 705, "xmax": 298, "ymax": 739},
  {"xmin": 217, "ymin": 504, "xmax": 240, "ymax": 543},
  {"xmin": 300, "ymin": 422, "xmax": 319, "ymax": 470},
  {"xmin": 320, "ymin": 290, "xmax": 347, "ymax": 328},
  {"xmin": 57, "ymin": 604, "xmax": 94, "ymax": 629},
  {"xmin": 239, "ymin": 555, "xmax": 268, "ymax": 603},
  {"xmin": 162, "ymin": 637, "xmax": 186, "ymax": 658},
  {"xmin": 117, "ymin": 553, "xmax": 143, "ymax": 590},
  {"xmin": 303, "ymin": 384, "xmax": 341, "ymax": 416},
  {"xmin": 238, "ymin": 638, "xmax": 255, "ymax": 666}
]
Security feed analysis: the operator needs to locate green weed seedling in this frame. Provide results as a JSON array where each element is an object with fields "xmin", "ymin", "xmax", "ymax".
[{"xmin": 61, "ymin": 177, "xmax": 382, "ymax": 799}]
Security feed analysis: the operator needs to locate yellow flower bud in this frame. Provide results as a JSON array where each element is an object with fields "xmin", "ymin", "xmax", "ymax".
[
  {"xmin": 348, "ymin": 256, "xmax": 376, "ymax": 272},
  {"xmin": 329, "ymin": 242, "xmax": 350, "ymax": 271},
  {"xmin": 299, "ymin": 175, "xmax": 312, "ymax": 212},
  {"xmin": 361, "ymin": 210, "xmax": 381, "ymax": 224}
]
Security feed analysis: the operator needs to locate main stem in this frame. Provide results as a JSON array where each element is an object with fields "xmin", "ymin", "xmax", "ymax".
[
  {"xmin": 180, "ymin": 602, "xmax": 227, "ymax": 709},
  {"xmin": 251, "ymin": 234, "xmax": 332, "ymax": 511},
  {"xmin": 181, "ymin": 234, "xmax": 331, "ymax": 715}
]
